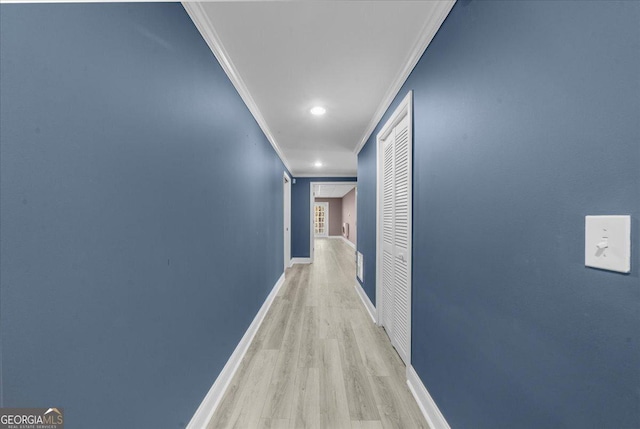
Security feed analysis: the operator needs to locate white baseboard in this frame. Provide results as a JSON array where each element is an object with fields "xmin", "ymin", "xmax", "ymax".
[
  {"xmin": 407, "ymin": 365, "xmax": 451, "ymax": 429},
  {"xmin": 187, "ymin": 272, "xmax": 286, "ymax": 429},
  {"xmin": 341, "ymin": 236, "xmax": 356, "ymax": 249},
  {"xmin": 290, "ymin": 257, "xmax": 311, "ymax": 265},
  {"xmin": 327, "ymin": 235, "xmax": 356, "ymax": 249},
  {"xmin": 354, "ymin": 281, "xmax": 376, "ymax": 324}
]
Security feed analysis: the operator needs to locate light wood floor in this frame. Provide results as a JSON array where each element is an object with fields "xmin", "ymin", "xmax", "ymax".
[{"xmin": 207, "ymin": 238, "xmax": 428, "ymax": 429}]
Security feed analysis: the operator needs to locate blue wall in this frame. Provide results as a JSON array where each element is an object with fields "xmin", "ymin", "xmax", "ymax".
[
  {"xmin": 291, "ymin": 177, "xmax": 356, "ymax": 258},
  {"xmin": 357, "ymin": 1, "xmax": 639, "ymax": 428},
  {"xmin": 0, "ymin": 4, "xmax": 287, "ymax": 428},
  {"xmin": 356, "ymin": 138, "xmax": 377, "ymax": 300}
]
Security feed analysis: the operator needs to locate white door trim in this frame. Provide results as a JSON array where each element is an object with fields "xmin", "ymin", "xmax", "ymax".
[
  {"xmin": 376, "ymin": 91, "xmax": 413, "ymax": 365},
  {"xmin": 309, "ymin": 181, "xmax": 357, "ymax": 263},
  {"xmin": 283, "ymin": 171, "xmax": 292, "ymax": 270}
]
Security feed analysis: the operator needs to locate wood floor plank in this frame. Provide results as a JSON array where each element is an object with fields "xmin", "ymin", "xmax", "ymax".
[
  {"xmin": 319, "ymin": 339, "xmax": 351, "ymax": 429},
  {"xmin": 350, "ymin": 317, "xmax": 391, "ymax": 377},
  {"xmin": 291, "ymin": 367, "xmax": 320, "ymax": 429},
  {"xmin": 255, "ymin": 296, "xmax": 285, "ymax": 349},
  {"xmin": 293, "ymin": 265, "xmax": 311, "ymax": 307},
  {"xmin": 318, "ymin": 299, "xmax": 334, "ymax": 340},
  {"xmin": 263, "ymin": 298, "xmax": 292, "ymax": 350},
  {"xmin": 306, "ymin": 264, "xmax": 322, "ymax": 307},
  {"xmin": 298, "ymin": 305, "xmax": 319, "ymax": 368},
  {"xmin": 279, "ymin": 265, "xmax": 302, "ymax": 300}
]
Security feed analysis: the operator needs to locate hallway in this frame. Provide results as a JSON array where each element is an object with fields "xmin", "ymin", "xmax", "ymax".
[{"xmin": 207, "ymin": 238, "xmax": 427, "ymax": 428}]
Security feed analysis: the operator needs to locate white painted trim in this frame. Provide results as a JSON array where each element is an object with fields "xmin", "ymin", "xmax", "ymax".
[
  {"xmin": 182, "ymin": 2, "xmax": 294, "ymax": 174},
  {"xmin": 375, "ymin": 137, "xmax": 381, "ymax": 326},
  {"xmin": 290, "ymin": 257, "xmax": 311, "ymax": 265},
  {"xmin": 342, "ymin": 236, "xmax": 356, "ymax": 249},
  {"xmin": 325, "ymin": 235, "xmax": 356, "ymax": 249},
  {"xmin": 376, "ymin": 91, "xmax": 413, "ymax": 365},
  {"xmin": 341, "ymin": 236, "xmax": 356, "ymax": 249},
  {"xmin": 283, "ymin": 171, "xmax": 292, "ymax": 271},
  {"xmin": 354, "ymin": 281, "xmax": 377, "ymax": 324},
  {"xmin": 342, "ymin": 236, "xmax": 356, "ymax": 250},
  {"xmin": 354, "ymin": 0, "xmax": 456, "ymax": 155},
  {"xmin": 407, "ymin": 366, "xmax": 451, "ymax": 429},
  {"xmin": 309, "ymin": 181, "xmax": 358, "ymax": 263},
  {"xmin": 187, "ymin": 272, "xmax": 286, "ymax": 429}
]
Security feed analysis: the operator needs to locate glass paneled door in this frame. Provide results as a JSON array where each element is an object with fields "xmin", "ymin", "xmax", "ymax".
[{"xmin": 314, "ymin": 202, "xmax": 329, "ymax": 237}]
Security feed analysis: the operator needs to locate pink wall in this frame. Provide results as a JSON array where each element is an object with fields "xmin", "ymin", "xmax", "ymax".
[
  {"xmin": 314, "ymin": 198, "xmax": 342, "ymax": 236},
  {"xmin": 341, "ymin": 187, "xmax": 357, "ymax": 246}
]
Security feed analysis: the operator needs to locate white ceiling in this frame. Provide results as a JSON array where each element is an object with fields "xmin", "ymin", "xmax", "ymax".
[
  {"xmin": 314, "ymin": 183, "xmax": 356, "ymax": 199},
  {"xmin": 184, "ymin": 1, "xmax": 454, "ymax": 177}
]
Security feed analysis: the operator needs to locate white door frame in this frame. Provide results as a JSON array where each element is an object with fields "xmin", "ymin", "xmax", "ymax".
[
  {"xmin": 314, "ymin": 202, "xmax": 329, "ymax": 238},
  {"xmin": 309, "ymin": 181, "xmax": 357, "ymax": 263},
  {"xmin": 376, "ymin": 91, "xmax": 413, "ymax": 365},
  {"xmin": 283, "ymin": 172, "xmax": 292, "ymax": 270}
]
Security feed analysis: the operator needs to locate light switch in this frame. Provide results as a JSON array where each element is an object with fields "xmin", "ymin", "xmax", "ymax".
[{"xmin": 585, "ymin": 215, "xmax": 631, "ymax": 273}]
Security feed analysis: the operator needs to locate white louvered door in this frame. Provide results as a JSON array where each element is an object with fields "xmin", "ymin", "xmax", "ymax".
[
  {"xmin": 378, "ymin": 92, "xmax": 412, "ymax": 366},
  {"xmin": 391, "ymin": 115, "xmax": 410, "ymax": 364},
  {"xmin": 381, "ymin": 132, "xmax": 396, "ymax": 341}
]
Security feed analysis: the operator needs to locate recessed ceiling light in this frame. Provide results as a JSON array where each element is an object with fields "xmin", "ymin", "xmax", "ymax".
[
  {"xmin": 310, "ymin": 106, "xmax": 326, "ymax": 116},
  {"xmin": 314, "ymin": 161, "xmax": 323, "ymax": 168}
]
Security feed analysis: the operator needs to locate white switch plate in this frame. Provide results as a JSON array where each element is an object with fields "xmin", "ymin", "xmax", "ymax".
[{"xmin": 585, "ymin": 215, "xmax": 631, "ymax": 273}]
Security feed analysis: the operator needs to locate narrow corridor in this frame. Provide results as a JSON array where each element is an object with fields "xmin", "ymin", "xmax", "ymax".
[{"xmin": 207, "ymin": 238, "xmax": 427, "ymax": 428}]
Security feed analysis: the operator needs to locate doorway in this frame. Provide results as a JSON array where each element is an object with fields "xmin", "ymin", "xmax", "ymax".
[
  {"xmin": 309, "ymin": 181, "xmax": 357, "ymax": 263},
  {"xmin": 376, "ymin": 91, "xmax": 413, "ymax": 366},
  {"xmin": 314, "ymin": 202, "xmax": 329, "ymax": 237}
]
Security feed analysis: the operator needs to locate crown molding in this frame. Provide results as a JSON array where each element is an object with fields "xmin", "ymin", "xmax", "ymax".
[
  {"xmin": 182, "ymin": 2, "xmax": 294, "ymax": 173},
  {"xmin": 354, "ymin": 0, "xmax": 456, "ymax": 155}
]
